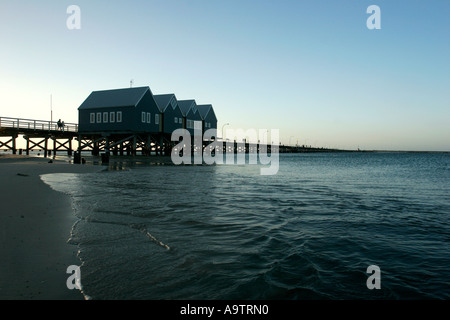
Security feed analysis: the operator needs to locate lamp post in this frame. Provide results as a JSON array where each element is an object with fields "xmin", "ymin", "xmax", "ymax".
[{"xmin": 221, "ymin": 123, "xmax": 230, "ymax": 141}]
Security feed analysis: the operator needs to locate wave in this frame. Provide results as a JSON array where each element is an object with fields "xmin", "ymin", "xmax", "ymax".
[{"xmin": 40, "ymin": 153, "xmax": 450, "ymax": 299}]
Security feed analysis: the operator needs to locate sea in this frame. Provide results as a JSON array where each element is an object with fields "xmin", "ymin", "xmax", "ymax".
[{"xmin": 41, "ymin": 152, "xmax": 450, "ymax": 300}]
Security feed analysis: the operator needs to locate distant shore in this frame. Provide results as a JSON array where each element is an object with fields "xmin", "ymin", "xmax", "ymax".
[{"xmin": 0, "ymin": 155, "xmax": 101, "ymax": 299}]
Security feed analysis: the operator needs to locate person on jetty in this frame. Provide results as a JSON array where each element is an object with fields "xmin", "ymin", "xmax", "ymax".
[{"xmin": 57, "ymin": 119, "xmax": 65, "ymax": 131}]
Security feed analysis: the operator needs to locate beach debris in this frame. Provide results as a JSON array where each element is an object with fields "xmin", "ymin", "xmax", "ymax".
[
  {"xmin": 144, "ymin": 230, "xmax": 171, "ymax": 251},
  {"xmin": 17, "ymin": 173, "xmax": 29, "ymax": 177},
  {"xmin": 130, "ymin": 224, "xmax": 171, "ymax": 250}
]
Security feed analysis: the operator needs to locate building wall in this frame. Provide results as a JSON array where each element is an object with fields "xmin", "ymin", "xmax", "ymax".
[
  {"xmin": 134, "ymin": 90, "xmax": 161, "ymax": 133},
  {"xmin": 185, "ymin": 108, "xmax": 203, "ymax": 136},
  {"xmin": 78, "ymin": 89, "xmax": 218, "ymax": 136},
  {"xmin": 202, "ymin": 110, "xmax": 218, "ymax": 133},
  {"xmin": 163, "ymin": 105, "xmax": 184, "ymax": 135},
  {"xmin": 78, "ymin": 90, "xmax": 161, "ymax": 134},
  {"xmin": 78, "ymin": 106, "xmax": 134, "ymax": 133}
]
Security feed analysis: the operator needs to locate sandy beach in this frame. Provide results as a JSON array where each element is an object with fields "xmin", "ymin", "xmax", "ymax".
[{"xmin": 0, "ymin": 155, "xmax": 102, "ymax": 300}]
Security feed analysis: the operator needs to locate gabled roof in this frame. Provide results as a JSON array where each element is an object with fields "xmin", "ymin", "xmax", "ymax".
[
  {"xmin": 197, "ymin": 104, "xmax": 213, "ymax": 120},
  {"xmin": 78, "ymin": 87, "xmax": 150, "ymax": 110},
  {"xmin": 153, "ymin": 94, "xmax": 178, "ymax": 113},
  {"xmin": 177, "ymin": 99, "xmax": 197, "ymax": 117}
]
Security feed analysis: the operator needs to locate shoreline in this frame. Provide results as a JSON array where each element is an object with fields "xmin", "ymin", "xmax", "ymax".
[{"xmin": 0, "ymin": 155, "xmax": 102, "ymax": 300}]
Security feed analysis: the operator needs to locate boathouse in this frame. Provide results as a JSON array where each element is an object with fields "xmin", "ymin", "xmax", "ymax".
[
  {"xmin": 197, "ymin": 104, "xmax": 218, "ymax": 133},
  {"xmin": 153, "ymin": 94, "xmax": 184, "ymax": 134},
  {"xmin": 78, "ymin": 86, "xmax": 161, "ymax": 134},
  {"xmin": 178, "ymin": 100, "xmax": 203, "ymax": 135},
  {"xmin": 76, "ymin": 86, "xmax": 219, "ymax": 156}
]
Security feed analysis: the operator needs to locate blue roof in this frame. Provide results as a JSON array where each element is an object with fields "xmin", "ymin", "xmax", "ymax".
[
  {"xmin": 197, "ymin": 104, "xmax": 213, "ymax": 120},
  {"xmin": 177, "ymin": 99, "xmax": 196, "ymax": 116},
  {"xmin": 78, "ymin": 87, "xmax": 150, "ymax": 110},
  {"xmin": 153, "ymin": 94, "xmax": 176, "ymax": 112}
]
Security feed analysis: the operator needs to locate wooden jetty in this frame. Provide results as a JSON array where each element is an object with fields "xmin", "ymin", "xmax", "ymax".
[
  {"xmin": 1, "ymin": 87, "xmax": 354, "ymax": 159},
  {"xmin": 0, "ymin": 116, "xmax": 346, "ymax": 159},
  {"xmin": 0, "ymin": 117, "xmax": 78, "ymax": 157}
]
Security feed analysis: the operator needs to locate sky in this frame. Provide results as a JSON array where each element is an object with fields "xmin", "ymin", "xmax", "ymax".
[{"xmin": 0, "ymin": 0, "xmax": 449, "ymax": 151}]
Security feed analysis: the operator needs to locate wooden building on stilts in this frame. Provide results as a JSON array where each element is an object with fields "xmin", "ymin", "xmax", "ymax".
[
  {"xmin": 77, "ymin": 86, "xmax": 218, "ymax": 157},
  {"xmin": 77, "ymin": 86, "xmax": 162, "ymax": 156}
]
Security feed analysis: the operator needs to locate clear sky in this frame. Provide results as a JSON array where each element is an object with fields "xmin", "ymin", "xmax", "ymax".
[{"xmin": 0, "ymin": 0, "xmax": 449, "ymax": 151}]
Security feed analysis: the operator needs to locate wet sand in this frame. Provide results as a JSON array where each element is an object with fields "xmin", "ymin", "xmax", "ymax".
[{"xmin": 0, "ymin": 155, "xmax": 102, "ymax": 299}]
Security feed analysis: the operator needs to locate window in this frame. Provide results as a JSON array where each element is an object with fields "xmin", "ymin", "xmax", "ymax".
[
  {"xmin": 155, "ymin": 114, "xmax": 160, "ymax": 125},
  {"xmin": 97, "ymin": 112, "xmax": 102, "ymax": 123},
  {"xmin": 179, "ymin": 118, "xmax": 182, "ymax": 124},
  {"xmin": 90, "ymin": 113, "xmax": 95, "ymax": 124},
  {"xmin": 110, "ymin": 112, "xmax": 115, "ymax": 123},
  {"xmin": 103, "ymin": 112, "xmax": 108, "ymax": 123},
  {"xmin": 174, "ymin": 117, "xmax": 178, "ymax": 124},
  {"xmin": 147, "ymin": 112, "xmax": 151, "ymax": 123},
  {"xmin": 142, "ymin": 112, "xmax": 146, "ymax": 123},
  {"xmin": 117, "ymin": 111, "xmax": 122, "ymax": 123}
]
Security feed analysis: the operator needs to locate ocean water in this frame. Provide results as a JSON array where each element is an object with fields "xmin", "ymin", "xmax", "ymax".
[{"xmin": 41, "ymin": 152, "xmax": 450, "ymax": 300}]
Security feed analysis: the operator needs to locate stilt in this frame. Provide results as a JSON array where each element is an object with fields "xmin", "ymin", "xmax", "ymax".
[
  {"xmin": 12, "ymin": 134, "xmax": 17, "ymax": 154},
  {"xmin": 53, "ymin": 136, "xmax": 57, "ymax": 157},
  {"xmin": 105, "ymin": 137, "xmax": 109, "ymax": 153},
  {"xmin": 68, "ymin": 139, "xmax": 72, "ymax": 156},
  {"xmin": 132, "ymin": 136, "xmax": 137, "ymax": 156},
  {"xmin": 26, "ymin": 136, "xmax": 30, "ymax": 155},
  {"xmin": 93, "ymin": 140, "xmax": 99, "ymax": 156},
  {"xmin": 44, "ymin": 138, "xmax": 48, "ymax": 158},
  {"xmin": 159, "ymin": 135, "xmax": 164, "ymax": 156}
]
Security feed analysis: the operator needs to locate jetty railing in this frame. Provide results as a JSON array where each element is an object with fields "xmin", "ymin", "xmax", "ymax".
[{"xmin": 0, "ymin": 116, "xmax": 78, "ymax": 133}]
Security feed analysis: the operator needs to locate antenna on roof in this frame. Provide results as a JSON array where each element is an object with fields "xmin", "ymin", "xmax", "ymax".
[{"xmin": 130, "ymin": 79, "xmax": 134, "ymax": 88}]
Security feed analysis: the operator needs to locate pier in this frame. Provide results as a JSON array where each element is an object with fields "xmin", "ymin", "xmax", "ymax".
[
  {"xmin": 0, "ymin": 117, "xmax": 78, "ymax": 157},
  {"xmin": 1, "ymin": 116, "xmax": 344, "ymax": 158}
]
